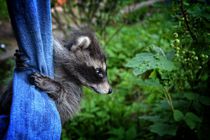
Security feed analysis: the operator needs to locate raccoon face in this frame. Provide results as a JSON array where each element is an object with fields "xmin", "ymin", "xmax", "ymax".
[{"xmin": 65, "ymin": 27, "xmax": 112, "ymax": 94}]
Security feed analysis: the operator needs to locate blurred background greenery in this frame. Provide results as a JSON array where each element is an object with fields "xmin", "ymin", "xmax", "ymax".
[{"xmin": 0, "ymin": 0, "xmax": 210, "ymax": 140}]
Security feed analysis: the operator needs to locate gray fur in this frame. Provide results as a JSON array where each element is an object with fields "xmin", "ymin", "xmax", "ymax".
[{"xmin": 0, "ymin": 27, "xmax": 111, "ymax": 124}]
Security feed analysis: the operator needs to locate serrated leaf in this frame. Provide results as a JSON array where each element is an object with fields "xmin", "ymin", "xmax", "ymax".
[
  {"xmin": 173, "ymin": 110, "xmax": 184, "ymax": 122},
  {"xmin": 126, "ymin": 53, "xmax": 175, "ymax": 76},
  {"xmin": 184, "ymin": 112, "xmax": 202, "ymax": 129},
  {"xmin": 149, "ymin": 123, "xmax": 177, "ymax": 136}
]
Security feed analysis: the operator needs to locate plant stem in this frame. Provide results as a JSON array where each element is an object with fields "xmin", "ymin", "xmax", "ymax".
[
  {"xmin": 163, "ymin": 87, "xmax": 174, "ymax": 111},
  {"xmin": 105, "ymin": 24, "xmax": 124, "ymax": 46},
  {"xmin": 179, "ymin": 0, "xmax": 197, "ymax": 42}
]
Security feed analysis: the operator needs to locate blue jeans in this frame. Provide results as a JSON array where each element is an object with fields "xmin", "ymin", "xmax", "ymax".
[{"xmin": 0, "ymin": 0, "xmax": 61, "ymax": 139}]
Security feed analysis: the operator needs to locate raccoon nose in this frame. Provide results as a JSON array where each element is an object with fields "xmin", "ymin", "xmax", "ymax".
[{"xmin": 108, "ymin": 88, "xmax": 112, "ymax": 94}]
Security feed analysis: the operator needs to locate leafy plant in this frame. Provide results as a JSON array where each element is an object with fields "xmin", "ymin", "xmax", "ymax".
[
  {"xmin": 126, "ymin": 52, "xmax": 175, "ymax": 76},
  {"xmin": 0, "ymin": 0, "xmax": 9, "ymax": 20},
  {"xmin": 126, "ymin": 1, "xmax": 210, "ymax": 139},
  {"xmin": 62, "ymin": 5, "xmax": 175, "ymax": 140}
]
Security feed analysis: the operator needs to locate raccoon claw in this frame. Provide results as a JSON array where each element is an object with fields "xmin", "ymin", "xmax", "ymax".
[
  {"xmin": 14, "ymin": 49, "xmax": 29, "ymax": 70},
  {"xmin": 29, "ymin": 73, "xmax": 44, "ymax": 88},
  {"xmin": 29, "ymin": 72, "xmax": 55, "ymax": 91},
  {"xmin": 29, "ymin": 73, "xmax": 63, "ymax": 100}
]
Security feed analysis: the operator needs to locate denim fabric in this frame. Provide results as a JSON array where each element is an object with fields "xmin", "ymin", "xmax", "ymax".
[
  {"xmin": 0, "ymin": 0, "xmax": 61, "ymax": 139},
  {"xmin": 0, "ymin": 115, "xmax": 9, "ymax": 138}
]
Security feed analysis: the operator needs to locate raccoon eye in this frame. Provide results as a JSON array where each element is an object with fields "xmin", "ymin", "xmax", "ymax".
[{"xmin": 95, "ymin": 68, "xmax": 103, "ymax": 78}]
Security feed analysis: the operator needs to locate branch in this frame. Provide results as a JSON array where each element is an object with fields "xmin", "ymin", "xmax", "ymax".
[
  {"xmin": 105, "ymin": 24, "xmax": 124, "ymax": 46},
  {"xmin": 179, "ymin": 0, "xmax": 197, "ymax": 42},
  {"xmin": 120, "ymin": 0, "xmax": 164, "ymax": 14}
]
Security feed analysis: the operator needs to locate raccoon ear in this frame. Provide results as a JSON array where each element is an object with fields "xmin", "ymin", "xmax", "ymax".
[{"xmin": 71, "ymin": 36, "xmax": 91, "ymax": 51}]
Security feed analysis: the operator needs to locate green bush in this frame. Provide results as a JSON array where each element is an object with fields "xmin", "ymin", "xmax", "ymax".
[
  {"xmin": 0, "ymin": 0, "xmax": 9, "ymax": 20},
  {"xmin": 62, "ymin": 8, "xmax": 175, "ymax": 140},
  {"xmin": 126, "ymin": 1, "xmax": 210, "ymax": 139},
  {"xmin": 62, "ymin": 2, "xmax": 210, "ymax": 140}
]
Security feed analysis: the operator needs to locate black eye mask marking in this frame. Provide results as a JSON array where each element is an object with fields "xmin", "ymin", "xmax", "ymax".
[
  {"xmin": 75, "ymin": 64, "xmax": 106, "ymax": 84},
  {"xmin": 96, "ymin": 68, "xmax": 104, "ymax": 79}
]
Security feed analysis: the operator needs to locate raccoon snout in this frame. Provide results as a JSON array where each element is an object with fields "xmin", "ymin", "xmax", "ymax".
[
  {"xmin": 108, "ymin": 88, "xmax": 112, "ymax": 94},
  {"xmin": 91, "ymin": 82, "xmax": 112, "ymax": 94}
]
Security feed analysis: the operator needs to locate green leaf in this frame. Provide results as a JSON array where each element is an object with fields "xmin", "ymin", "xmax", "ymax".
[
  {"xmin": 108, "ymin": 127, "xmax": 125, "ymax": 140},
  {"xmin": 199, "ymin": 96, "xmax": 210, "ymax": 106},
  {"xmin": 125, "ymin": 126, "xmax": 137, "ymax": 140},
  {"xmin": 79, "ymin": 113, "xmax": 95, "ymax": 119},
  {"xmin": 149, "ymin": 123, "xmax": 177, "ymax": 136},
  {"xmin": 126, "ymin": 53, "xmax": 175, "ymax": 76},
  {"xmin": 184, "ymin": 93, "xmax": 198, "ymax": 101},
  {"xmin": 184, "ymin": 112, "xmax": 202, "ymax": 129},
  {"xmin": 139, "ymin": 115, "xmax": 160, "ymax": 122},
  {"xmin": 173, "ymin": 110, "xmax": 184, "ymax": 122}
]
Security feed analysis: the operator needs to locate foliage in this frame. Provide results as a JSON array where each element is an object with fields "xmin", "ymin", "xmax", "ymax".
[
  {"xmin": 62, "ymin": 6, "xmax": 176, "ymax": 140},
  {"xmin": 51, "ymin": 0, "xmax": 123, "ymax": 37},
  {"xmin": 51, "ymin": 0, "xmax": 151, "ymax": 39},
  {"xmin": 0, "ymin": 56, "xmax": 14, "ymax": 86},
  {"xmin": 0, "ymin": 0, "xmax": 9, "ymax": 20},
  {"xmin": 125, "ymin": 1, "xmax": 210, "ymax": 139},
  {"xmin": 62, "ymin": 1, "xmax": 210, "ymax": 140},
  {"xmin": 126, "ymin": 52, "xmax": 175, "ymax": 75}
]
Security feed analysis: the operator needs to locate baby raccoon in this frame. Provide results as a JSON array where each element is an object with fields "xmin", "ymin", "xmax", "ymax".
[{"xmin": 0, "ymin": 27, "xmax": 112, "ymax": 124}]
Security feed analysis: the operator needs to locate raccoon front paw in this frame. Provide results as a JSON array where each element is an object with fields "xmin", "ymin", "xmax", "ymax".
[
  {"xmin": 29, "ymin": 72, "xmax": 50, "ymax": 90},
  {"xmin": 29, "ymin": 72, "xmax": 62, "ymax": 98}
]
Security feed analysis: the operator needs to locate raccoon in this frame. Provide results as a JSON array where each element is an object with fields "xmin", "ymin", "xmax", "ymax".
[{"xmin": 0, "ymin": 27, "xmax": 112, "ymax": 124}]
